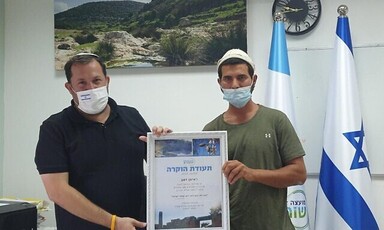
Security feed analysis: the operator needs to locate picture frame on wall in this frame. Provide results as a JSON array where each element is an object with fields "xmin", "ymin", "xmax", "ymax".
[
  {"xmin": 146, "ymin": 131, "xmax": 229, "ymax": 230},
  {"xmin": 54, "ymin": 0, "xmax": 247, "ymax": 70}
]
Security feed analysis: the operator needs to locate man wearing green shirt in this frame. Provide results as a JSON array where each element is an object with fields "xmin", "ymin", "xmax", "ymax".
[{"xmin": 203, "ymin": 49, "xmax": 307, "ymax": 230}]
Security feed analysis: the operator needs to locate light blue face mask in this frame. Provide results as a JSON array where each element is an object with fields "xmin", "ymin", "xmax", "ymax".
[{"xmin": 222, "ymin": 85, "xmax": 252, "ymax": 108}]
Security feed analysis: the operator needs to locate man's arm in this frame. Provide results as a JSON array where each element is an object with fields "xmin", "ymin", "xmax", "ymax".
[
  {"xmin": 41, "ymin": 172, "xmax": 146, "ymax": 229},
  {"xmin": 41, "ymin": 172, "xmax": 112, "ymax": 227},
  {"xmin": 222, "ymin": 156, "xmax": 307, "ymax": 188}
]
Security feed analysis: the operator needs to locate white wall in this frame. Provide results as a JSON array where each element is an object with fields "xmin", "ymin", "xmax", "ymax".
[
  {"xmin": 0, "ymin": 0, "xmax": 5, "ymax": 194},
  {"xmin": 3, "ymin": 0, "xmax": 384, "ymax": 228}
]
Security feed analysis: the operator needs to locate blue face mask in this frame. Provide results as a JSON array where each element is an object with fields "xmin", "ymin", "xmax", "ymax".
[{"xmin": 222, "ymin": 85, "xmax": 252, "ymax": 108}]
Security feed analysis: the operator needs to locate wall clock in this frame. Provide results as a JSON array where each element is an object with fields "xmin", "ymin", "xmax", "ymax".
[{"xmin": 272, "ymin": 0, "xmax": 321, "ymax": 35}]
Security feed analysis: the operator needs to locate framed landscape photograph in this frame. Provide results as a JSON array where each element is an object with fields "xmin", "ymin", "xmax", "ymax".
[
  {"xmin": 54, "ymin": 0, "xmax": 247, "ymax": 69},
  {"xmin": 146, "ymin": 131, "xmax": 229, "ymax": 230}
]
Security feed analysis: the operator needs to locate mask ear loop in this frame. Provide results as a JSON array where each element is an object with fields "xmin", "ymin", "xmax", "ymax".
[
  {"xmin": 70, "ymin": 86, "xmax": 77, "ymax": 94},
  {"xmin": 69, "ymin": 86, "xmax": 80, "ymax": 107},
  {"xmin": 106, "ymin": 84, "xmax": 110, "ymax": 94}
]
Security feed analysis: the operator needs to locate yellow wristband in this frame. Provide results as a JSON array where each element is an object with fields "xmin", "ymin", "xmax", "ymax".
[{"xmin": 111, "ymin": 215, "xmax": 116, "ymax": 230}]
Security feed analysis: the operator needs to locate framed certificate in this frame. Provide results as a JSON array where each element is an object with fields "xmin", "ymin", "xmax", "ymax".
[{"xmin": 146, "ymin": 131, "xmax": 229, "ymax": 230}]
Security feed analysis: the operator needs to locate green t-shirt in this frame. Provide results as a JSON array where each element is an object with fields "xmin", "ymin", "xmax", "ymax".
[{"xmin": 203, "ymin": 105, "xmax": 305, "ymax": 230}]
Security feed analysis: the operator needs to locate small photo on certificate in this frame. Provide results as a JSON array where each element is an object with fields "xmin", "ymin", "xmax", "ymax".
[{"xmin": 146, "ymin": 131, "xmax": 229, "ymax": 230}]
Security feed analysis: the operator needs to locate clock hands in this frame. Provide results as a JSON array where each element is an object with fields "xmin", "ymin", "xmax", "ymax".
[
  {"xmin": 286, "ymin": 6, "xmax": 303, "ymax": 12},
  {"xmin": 277, "ymin": 4, "xmax": 303, "ymax": 13}
]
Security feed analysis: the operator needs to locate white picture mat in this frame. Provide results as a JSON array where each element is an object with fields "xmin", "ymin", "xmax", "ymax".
[{"xmin": 147, "ymin": 131, "xmax": 229, "ymax": 230}]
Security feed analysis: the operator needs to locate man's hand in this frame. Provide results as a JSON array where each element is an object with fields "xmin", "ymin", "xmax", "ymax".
[
  {"xmin": 222, "ymin": 157, "xmax": 307, "ymax": 188},
  {"xmin": 222, "ymin": 160, "xmax": 250, "ymax": 184},
  {"xmin": 116, "ymin": 216, "xmax": 146, "ymax": 230},
  {"xmin": 139, "ymin": 126, "xmax": 173, "ymax": 142}
]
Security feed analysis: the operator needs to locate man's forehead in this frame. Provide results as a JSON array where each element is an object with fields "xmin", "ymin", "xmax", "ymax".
[
  {"xmin": 221, "ymin": 64, "xmax": 250, "ymax": 73},
  {"xmin": 71, "ymin": 68, "xmax": 105, "ymax": 81}
]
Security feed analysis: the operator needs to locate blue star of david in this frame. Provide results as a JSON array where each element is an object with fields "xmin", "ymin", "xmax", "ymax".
[{"xmin": 343, "ymin": 123, "xmax": 370, "ymax": 173}]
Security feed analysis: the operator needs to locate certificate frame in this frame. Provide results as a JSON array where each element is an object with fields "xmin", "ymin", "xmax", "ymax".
[{"xmin": 146, "ymin": 131, "xmax": 229, "ymax": 230}]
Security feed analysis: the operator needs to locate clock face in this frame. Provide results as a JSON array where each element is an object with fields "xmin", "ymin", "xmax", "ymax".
[{"xmin": 272, "ymin": 0, "xmax": 321, "ymax": 35}]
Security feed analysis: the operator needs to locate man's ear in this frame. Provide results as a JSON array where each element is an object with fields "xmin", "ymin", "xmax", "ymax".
[
  {"xmin": 251, "ymin": 74, "xmax": 257, "ymax": 92},
  {"xmin": 253, "ymin": 74, "xmax": 258, "ymax": 81},
  {"xmin": 217, "ymin": 78, "xmax": 224, "ymax": 93},
  {"xmin": 64, "ymin": 82, "xmax": 76, "ymax": 97},
  {"xmin": 64, "ymin": 82, "xmax": 71, "ymax": 92}
]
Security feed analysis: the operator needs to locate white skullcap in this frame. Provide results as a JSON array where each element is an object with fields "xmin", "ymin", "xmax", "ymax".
[
  {"xmin": 75, "ymin": 52, "xmax": 99, "ymax": 58},
  {"xmin": 217, "ymin": 49, "xmax": 255, "ymax": 72}
]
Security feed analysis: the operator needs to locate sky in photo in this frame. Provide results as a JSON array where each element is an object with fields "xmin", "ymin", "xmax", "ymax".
[{"xmin": 54, "ymin": 0, "xmax": 151, "ymax": 13}]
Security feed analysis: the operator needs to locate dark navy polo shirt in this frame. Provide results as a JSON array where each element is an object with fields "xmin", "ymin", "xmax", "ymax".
[{"xmin": 35, "ymin": 98, "xmax": 150, "ymax": 230}]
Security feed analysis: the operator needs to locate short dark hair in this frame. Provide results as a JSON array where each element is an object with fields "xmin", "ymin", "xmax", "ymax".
[
  {"xmin": 64, "ymin": 54, "xmax": 107, "ymax": 82},
  {"xmin": 217, "ymin": 58, "xmax": 254, "ymax": 78}
]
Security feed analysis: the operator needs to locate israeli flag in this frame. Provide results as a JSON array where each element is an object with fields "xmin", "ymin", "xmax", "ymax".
[
  {"xmin": 314, "ymin": 9, "xmax": 379, "ymax": 230},
  {"xmin": 265, "ymin": 19, "xmax": 310, "ymax": 230}
]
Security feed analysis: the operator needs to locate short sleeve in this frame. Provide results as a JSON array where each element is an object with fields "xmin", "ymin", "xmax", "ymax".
[{"xmin": 35, "ymin": 120, "xmax": 69, "ymax": 174}]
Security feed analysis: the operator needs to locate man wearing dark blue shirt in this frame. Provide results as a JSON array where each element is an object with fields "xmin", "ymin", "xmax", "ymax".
[{"xmin": 35, "ymin": 53, "xmax": 170, "ymax": 230}]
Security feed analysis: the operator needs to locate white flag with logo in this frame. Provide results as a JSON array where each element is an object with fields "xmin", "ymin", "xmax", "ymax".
[{"xmin": 265, "ymin": 19, "xmax": 310, "ymax": 230}]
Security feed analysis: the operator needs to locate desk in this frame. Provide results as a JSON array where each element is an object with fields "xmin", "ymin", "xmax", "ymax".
[{"xmin": 0, "ymin": 200, "xmax": 37, "ymax": 230}]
